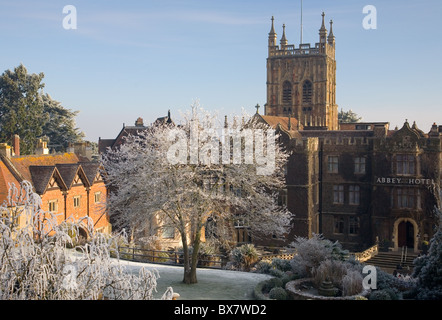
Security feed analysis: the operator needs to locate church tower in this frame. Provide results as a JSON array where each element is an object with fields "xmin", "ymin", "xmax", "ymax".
[{"xmin": 266, "ymin": 13, "xmax": 338, "ymax": 130}]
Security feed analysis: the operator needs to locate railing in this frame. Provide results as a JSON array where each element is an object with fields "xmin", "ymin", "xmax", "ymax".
[
  {"xmin": 268, "ymin": 42, "xmax": 335, "ymax": 58},
  {"xmin": 260, "ymin": 252, "xmax": 295, "ymax": 263},
  {"xmin": 353, "ymin": 244, "xmax": 379, "ymax": 262},
  {"xmin": 115, "ymin": 246, "xmax": 228, "ymax": 269}
]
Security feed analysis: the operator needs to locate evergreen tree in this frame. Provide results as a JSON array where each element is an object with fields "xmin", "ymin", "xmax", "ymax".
[
  {"xmin": 412, "ymin": 209, "xmax": 442, "ymax": 299},
  {"xmin": 0, "ymin": 64, "xmax": 45, "ymax": 154},
  {"xmin": 41, "ymin": 93, "xmax": 85, "ymax": 152},
  {"xmin": 338, "ymin": 108, "xmax": 362, "ymax": 123},
  {"xmin": 0, "ymin": 64, "xmax": 84, "ymax": 154}
]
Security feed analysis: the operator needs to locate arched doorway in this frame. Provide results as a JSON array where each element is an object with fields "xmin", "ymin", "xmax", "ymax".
[
  {"xmin": 393, "ymin": 218, "xmax": 418, "ymax": 252},
  {"xmin": 398, "ymin": 221, "xmax": 414, "ymax": 248}
]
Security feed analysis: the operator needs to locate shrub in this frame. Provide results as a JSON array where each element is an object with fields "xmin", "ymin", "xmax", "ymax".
[
  {"xmin": 342, "ymin": 270, "xmax": 363, "ymax": 296},
  {"xmin": 269, "ymin": 287, "xmax": 288, "ymax": 300},
  {"xmin": 255, "ymin": 261, "xmax": 272, "ymax": 274},
  {"xmin": 289, "ymin": 234, "xmax": 347, "ymax": 277},
  {"xmin": 253, "ymin": 281, "xmax": 270, "ymax": 300},
  {"xmin": 369, "ymin": 290, "xmax": 393, "ymax": 300},
  {"xmin": 262, "ymin": 277, "xmax": 283, "ymax": 293},
  {"xmin": 230, "ymin": 244, "xmax": 259, "ymax": 271},
  {"xmin": 412, "ymin": 210, "xmax": 442, "ymax": 299},
  {"xmin": 312, "ymin": 259, "xmax": 349, "ymax": 289},
  {"xmin": 269, "ymin": 268, "xmax": 285, "ymax": 278},
  {"xmin": 272, "ymin": 258, "xmax": 292, "ymax": 272}
]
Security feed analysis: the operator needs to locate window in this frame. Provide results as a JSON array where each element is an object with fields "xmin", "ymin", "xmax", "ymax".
[
  {"xmin": 333, "ymin": 185, "xmax": 344, "ymax": 204},
  {"xmin": 349, "ymin": 185, "xmax": 360, "ymax": 205},
  {"xmin": 302, "ymin": 80, "xmax": 313, "ymax": 104},
  {"xmin": 328, "ymin": 156, "xmax": 339, "ymax": 173},
  {"xmin": 349, "ymin": 217, "xmax": 360, "ymax": 235},
  {"xmin": 162, "ymin": 226, "xmax": 175, "ymax": 239},
  {"xmin": 354, "ymin": 157, "xmax": 366, "ymax": 174},
  {"xmin": 48, "ymin": 200, "xmax": 58, "ymax": 213},
  {"xmin": 282, "ymin": 81, "xmax": 292, "ymax": 106},
  {"xmin": 278, "ymin": 189, "xmax": 288, "ymax": 207},
  {"xmin": 334, "ymin": 216, "xmax": 344, "ymax": 234},
  {"xmin": 73, "ymin": 196, "xmax": 80, "ymax": 208},
  {"xmin": 396, "ymin": 154, "xmax": 415, "ymax": 175},
  {"xmin": 396, "ymin": 188, "xmax": 420, "ymax": 209},
  {"xmin": 94, "ymin": 192, "xmax": 101, "ymax": 203}
]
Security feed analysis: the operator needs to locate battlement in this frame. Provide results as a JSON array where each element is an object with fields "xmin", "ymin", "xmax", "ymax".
[
  {"xmin": 268, "ymin": 42, "xmax": 335, "ymax": 59},
  {"xmin": 268, "ymin": 13, "xmax": 335, "ymax": 60}
]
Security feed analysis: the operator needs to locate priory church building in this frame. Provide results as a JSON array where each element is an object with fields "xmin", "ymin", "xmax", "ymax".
[{"xmin": 255, "ymin": 13, "xmax": 442, "ymax": 252}]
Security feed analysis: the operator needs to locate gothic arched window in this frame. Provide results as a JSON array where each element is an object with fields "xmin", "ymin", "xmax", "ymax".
[
  {"xmin": 282, "ymin": 81, "xmax": 292, "ymax": 105},
  {"xmin": 302, "ymin": 80, "xmax": 313, "ymax": 104}
]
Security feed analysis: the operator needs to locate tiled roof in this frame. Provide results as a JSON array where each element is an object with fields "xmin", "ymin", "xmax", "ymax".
[
  {"xmin": 0, "ymin": 159, "xmax": 21, "ymax": 205},
  {"xmin": 10, "ymin": 153, "xmax": 81, "ymax": 182},
  {"xmin": 29, "ymin": 166, "xmax": 59, "ymax": 194},
  {"xmin": 55, "ymin": 163, "xmax": 82, "ymax": 189},
  {"xmin": 79, "ymin": 162, "xmax": 102, "ymax": 184},
  {"xmin": 0, "ymin": 152, "xmax": 102, "ymax": 202},
  {"xmin": 258, "ymin": 114, "xmax": 302, "ymax": 132}
]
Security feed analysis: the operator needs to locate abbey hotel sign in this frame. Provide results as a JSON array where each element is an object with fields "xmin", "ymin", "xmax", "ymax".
[{"xmin": 375, "ymin": 177, "xmax": 436, "ymax": 186}]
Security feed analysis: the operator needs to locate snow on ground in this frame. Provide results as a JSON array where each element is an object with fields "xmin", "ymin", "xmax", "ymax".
[{"xmin": 118, "ymin": 259, "xmax": 272, "ymax": 300}]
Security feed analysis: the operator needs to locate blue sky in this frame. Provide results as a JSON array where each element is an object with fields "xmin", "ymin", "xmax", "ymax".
[{"xmin": 0, "ymin": 0, "xmax": 441, "ymax": 142}]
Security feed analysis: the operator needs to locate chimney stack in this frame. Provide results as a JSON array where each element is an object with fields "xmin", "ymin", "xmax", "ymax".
[
  {"xmin": 135, "ymin": 117, "xmax": 144, "ymax": 127},
  {"xmin": 0, "ymin": 143, "xmax": 12, "ymax": 158},
  {"xmin": 12, "ymin": 134, "xmax": 20, "ymax": 156},
  {"xmin": 35, "ymin": 137, "xmax": 49, "ymax": 155}
]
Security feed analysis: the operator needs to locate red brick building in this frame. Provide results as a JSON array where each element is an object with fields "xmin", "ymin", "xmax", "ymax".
[{"xmin": 0, "ymin": 137, "xmax": 111, "ymax": 236}]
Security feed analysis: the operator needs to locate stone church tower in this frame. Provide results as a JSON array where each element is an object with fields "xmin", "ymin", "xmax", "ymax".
[{"xmin": 266, "ymin": 13, "xmax": 338, "ymax": 130}]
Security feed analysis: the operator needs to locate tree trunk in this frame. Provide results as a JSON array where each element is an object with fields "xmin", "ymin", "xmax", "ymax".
[
  {"xmin": 182, "ymin": 228, "xmax": 202, "ymax": 284},
  {"xmin": 181, "ymin": 231, "xmax": 193, "ymax": 284}
]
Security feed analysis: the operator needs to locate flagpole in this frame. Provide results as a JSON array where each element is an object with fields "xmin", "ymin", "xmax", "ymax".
[{"xmin": 300, "ymin": 0, "xmax": 303, "ymax": 45}]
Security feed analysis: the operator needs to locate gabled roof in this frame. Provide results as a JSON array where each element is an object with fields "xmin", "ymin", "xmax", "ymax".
[
  {"xmin": 79, "ymin": 162, "xmax": 103, "ymax": 184},
  {"xmin": 55, "ymin": 163, "xmax": 90, "ymax": 189},
  {"xmin": 29, "ymin": 166, "xmax": 67, "ymax": 195}
]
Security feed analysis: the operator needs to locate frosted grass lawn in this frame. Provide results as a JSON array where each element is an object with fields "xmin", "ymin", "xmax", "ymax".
[{"xmin": 120, "ymin": 259, "xmax": 272, "ymax": 300}]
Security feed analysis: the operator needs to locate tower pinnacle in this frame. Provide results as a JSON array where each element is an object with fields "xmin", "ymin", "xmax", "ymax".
[
  {"xmin": 280, "ymin": 24, "xmax": 288, "ymax": 48},
  {"xmin": 328, "ymin": 20, "xmax": 335, "ymax": 45},
  {"xmin": 319, "ymin": 12, "xmax": 328, "ymax": 44},
  {"xmin": 268, "ymin": 16, "xmax": 277, "ymax": 47}
]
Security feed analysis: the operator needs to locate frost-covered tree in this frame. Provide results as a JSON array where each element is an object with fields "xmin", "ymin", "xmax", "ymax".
[
  {"xmin": 102, "ymin": 105, "xmax": 292, "ymax": 284},
  {"xmin": 0, "ymin": 180, "xmax": 171, "ymax": 300},
  {"xmin": 412, "ymin": 207, "xmax": 442, "ymax": 299}
]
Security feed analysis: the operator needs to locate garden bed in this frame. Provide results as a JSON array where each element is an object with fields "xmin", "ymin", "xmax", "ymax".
[{"xmin": 285, "ymin": 278, "xmax": 369, "ymax": 300}]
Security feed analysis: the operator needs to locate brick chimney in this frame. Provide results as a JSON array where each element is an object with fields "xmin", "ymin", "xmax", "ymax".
[{"xmin": 11, "ymin": 134, "xmax": 20, "ymax": 156}]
